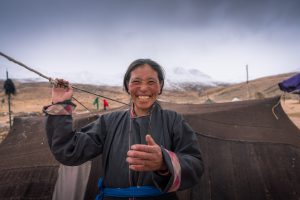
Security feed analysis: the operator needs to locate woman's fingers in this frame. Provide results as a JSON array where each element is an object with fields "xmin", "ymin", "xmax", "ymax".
[
  {"xmin": 127, "ymin": 158, "xmax": 154, "ymax": 171},
  {"xmin": 129, "ymin": 164, "xmax": 150, "ymax": 171},
  {"xmin": 145, "ymin": 134, "xmax": 156, "ymax": 146},
  {"xmin": 127, "ymin": 146, "xmax": 163, "ymax": 171},
  {"xmin": 53, "ymin": 78, "xmax": 69, "ymax": 88},
  {"xmin": 126, "ymin": 135, "xmax": 166, "ymax": 171},
  {"xmin": 126, "ymin": 157, "xmax": 145, "ymax": 165},
  {"xmin": 51, "ymin": 78, "xmax": 73, "ymax": 103}
]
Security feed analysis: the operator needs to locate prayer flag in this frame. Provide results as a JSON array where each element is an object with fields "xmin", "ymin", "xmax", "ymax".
[{"xmin": 93, "ymin": 97, "xmax": 99, "ymax": 110}]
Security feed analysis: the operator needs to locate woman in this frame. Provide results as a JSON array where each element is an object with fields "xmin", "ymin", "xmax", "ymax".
[{"xmin": 44, "ymin": 59, "xmax": 204, "ymax": 200}]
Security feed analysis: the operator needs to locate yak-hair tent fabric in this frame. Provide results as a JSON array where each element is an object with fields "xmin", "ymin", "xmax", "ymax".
[
  {"xmin": 0, "ymin": 114, "xmax": 98, "ymax": 200},
  {"xmin": 0, "ymin": 97, "xmax": 300, "ymax": 200}
]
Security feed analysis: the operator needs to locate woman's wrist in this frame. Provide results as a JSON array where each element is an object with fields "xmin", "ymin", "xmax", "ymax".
[
  {"xmin": 157, "ymin": 168, "xmax": 170, "ymax": 176},
  {"xmin": 157, "ymin": 163, "xmax": 170, "ymax": 176},
  {"xmin": 51, "ymin": 99, "xmax": 74, "ymax": 105},
  {"xmin": 43, "ymin": 100, "xmax": 76, "ymax": 115}
]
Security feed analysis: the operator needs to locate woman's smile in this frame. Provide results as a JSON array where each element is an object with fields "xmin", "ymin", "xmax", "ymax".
[{"xmin": 128, "ymin": 64, "xmax": 162, "ymax": 116}]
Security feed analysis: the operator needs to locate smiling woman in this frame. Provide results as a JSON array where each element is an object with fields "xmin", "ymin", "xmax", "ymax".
[
  {"xmin": 125, "ymin": 60, "xmax": 163, "ymax": 117},
  {"xmin": 44, "ymin": 58, "xmax": 204, "ymax": 200}
]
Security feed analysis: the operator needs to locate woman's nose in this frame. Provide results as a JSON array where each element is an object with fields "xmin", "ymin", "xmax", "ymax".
[{"xmin": 139, "ymin": 83, "xmax": 148, "ymax": 91}]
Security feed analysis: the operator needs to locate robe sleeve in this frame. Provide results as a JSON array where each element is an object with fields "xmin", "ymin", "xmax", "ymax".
[
  {"xmin": 45, "ymin": 113, "xmax": 107, "ymax": 166},
  {"xmin": 152, "ymin": 112, "xmax": 204, "ymax": 192},
  {"xmin": 171, "ymin": 113, "xmax": 204, "ymax": 190}
]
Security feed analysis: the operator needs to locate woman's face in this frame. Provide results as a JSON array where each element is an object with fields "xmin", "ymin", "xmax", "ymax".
[{"xmin": 128, "ymin": 64, "xmax": 162, "ymax": 116}]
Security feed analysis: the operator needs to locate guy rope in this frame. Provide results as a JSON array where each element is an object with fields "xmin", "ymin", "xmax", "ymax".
[{"xmin": 0, "ymin": 51, "xmax": 129, "ymax": 111}]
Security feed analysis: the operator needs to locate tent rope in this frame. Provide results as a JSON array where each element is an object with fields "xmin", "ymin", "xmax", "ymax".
[
  {"xmin": 72, "ymin": 96, "xmax": 92, "ymax": 113},
  {"xmin": 0, "ymin": 51, "xmax": 129, "ymax": 111},
  {"xmin": 271, "ymin": 94, "xmax": 283, "ymax": 120}
]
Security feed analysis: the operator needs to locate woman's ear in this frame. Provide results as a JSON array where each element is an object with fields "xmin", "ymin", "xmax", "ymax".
[
  {"xmin": 124, "ymin": 83, "xmax": 130, "ymax": 94},
  {"xmin": 127, "ymin": 86, "xmax": 131, "ymax": 95},
  {"xmin": 159, "ymin": 82, "xmax": 163, "ymax": 95}
]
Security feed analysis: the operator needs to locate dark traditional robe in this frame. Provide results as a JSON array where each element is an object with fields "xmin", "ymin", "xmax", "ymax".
[{"xmin": 45, "ymin": 102, "xmax": 204, "ymax": 199}]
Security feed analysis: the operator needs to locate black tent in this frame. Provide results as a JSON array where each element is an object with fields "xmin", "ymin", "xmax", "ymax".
[{"xmin": 0, "ymin": 97, "xmax": 299, "ymax": 200}]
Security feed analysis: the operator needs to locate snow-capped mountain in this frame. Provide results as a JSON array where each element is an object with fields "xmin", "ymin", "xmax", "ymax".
[
  {"xmin": 1, "ymin": 67, "xmax": 224, "ymax": 90},
  {"xmin": 165, "ymin": 67, "xmax": 220, "ymax": 90}
]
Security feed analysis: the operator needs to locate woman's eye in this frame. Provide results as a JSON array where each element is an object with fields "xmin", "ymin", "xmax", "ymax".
[
  {"xmin": 148, "ymin": 81, "xmax": 156, "ymax": 85},
  {"xmin": 131, "ymin": 80, "xmax": 141, "ymax": 84}
]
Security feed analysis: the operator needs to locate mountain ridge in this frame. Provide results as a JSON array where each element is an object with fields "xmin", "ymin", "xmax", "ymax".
[{"xmin": 0, "ymin": 72, "xmax": 297, "ymax": 105}]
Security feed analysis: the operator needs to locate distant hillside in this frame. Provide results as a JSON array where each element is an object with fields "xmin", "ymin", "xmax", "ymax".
[
  {"xmin": 198, "ymin": 72, "xmax": 298, "ymax": 103},
  {"xmin": 0, "ymin": 72, "xmax": 298, "ymax": 106},
  {"xmin": 0, "ymin": 72, "xmax": 299, "ymax": 142}
]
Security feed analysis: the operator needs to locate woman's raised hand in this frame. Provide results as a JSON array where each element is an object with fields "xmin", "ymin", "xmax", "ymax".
[{"xmin": 51, "ymin": 78, "xmax": 73, "ymax": 104}]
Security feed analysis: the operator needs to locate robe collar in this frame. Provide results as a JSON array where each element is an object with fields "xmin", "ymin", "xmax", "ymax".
[{"xmin": 130, "ymin": 101, "xmax": 159, "ymax": 118}]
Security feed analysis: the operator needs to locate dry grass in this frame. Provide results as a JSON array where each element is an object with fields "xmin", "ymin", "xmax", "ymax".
[{"xmin": 281, "ymin": 99, "xmax": 300, "ymax": 129}]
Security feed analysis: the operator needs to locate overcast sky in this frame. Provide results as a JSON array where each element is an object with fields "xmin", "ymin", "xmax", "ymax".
[{"xmin": 0, "ymin": 0, "xmax": 299, "ymax": 85}]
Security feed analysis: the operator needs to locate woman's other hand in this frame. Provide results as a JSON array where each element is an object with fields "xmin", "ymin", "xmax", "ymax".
[
  {"xmin": 51, "ymin": 78, "xmax": 73, "ymax": 104},
  {"xmin": 127, "ymin": 135, "xmax": 167, "ymax": 172}
]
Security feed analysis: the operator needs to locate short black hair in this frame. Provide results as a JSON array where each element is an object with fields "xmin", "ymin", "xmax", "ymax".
[{"xmin": 123, "ymin": 59, "xmax": 165, "ymax": 94}]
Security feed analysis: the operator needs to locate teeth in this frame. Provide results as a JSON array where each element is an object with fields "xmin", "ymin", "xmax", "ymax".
[{"xmin": 138, "ymin": 96, "xmax": 150, "ymax": 99}]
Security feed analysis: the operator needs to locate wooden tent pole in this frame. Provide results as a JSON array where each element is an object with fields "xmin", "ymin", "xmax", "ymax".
[{"xmin": 6, "ymin": 70, "xmax": 12, "ymax": 129}]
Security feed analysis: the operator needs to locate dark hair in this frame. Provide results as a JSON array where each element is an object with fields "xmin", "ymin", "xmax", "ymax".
[{"xmin": 123, "ymin": 59, "xmax": 165, "ymax": 95}]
